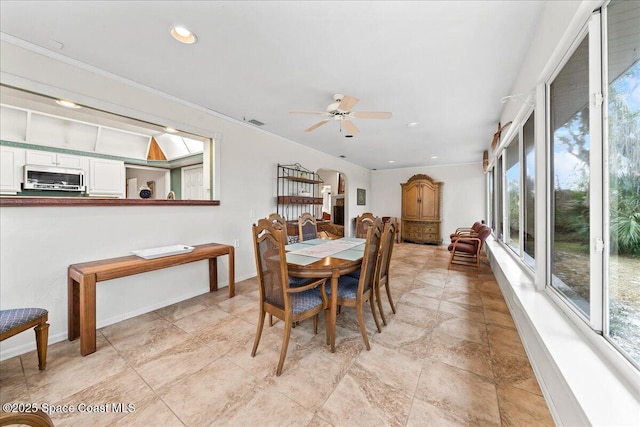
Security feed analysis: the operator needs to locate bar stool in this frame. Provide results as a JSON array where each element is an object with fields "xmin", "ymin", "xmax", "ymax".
[{"xmin": 0, "ymin": 308, "xmax": 49, "ymax": 370}]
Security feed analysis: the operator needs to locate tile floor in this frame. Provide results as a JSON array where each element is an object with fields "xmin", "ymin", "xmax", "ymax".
[{"xmin": 0, "ymin": 243, "xmax": 554, "ymax": 426}]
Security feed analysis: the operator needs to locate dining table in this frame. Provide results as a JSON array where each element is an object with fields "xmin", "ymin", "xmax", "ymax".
[{"xmin": 285, "ymin": 236, "xmax": 366, "ymax": 352}]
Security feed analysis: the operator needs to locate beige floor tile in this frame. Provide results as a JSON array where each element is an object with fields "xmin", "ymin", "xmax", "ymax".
[
  {"xmin": 111, "ymin": 397, "xmax": 184, "ymax": 426},
  {"xmin": 0, "ymin": 242, "xmax": 552, "ymax": 427},
  {"xmin": 484, "ymin": 308, "xmax": 516, "ymax": 329},
  {"xmin": 154, "ymin": 296, "xmax": 209, "ymax": 322},
  {"xmin": 393, "ymin": 303, "xmax": 442, "ymax": 331},
  {"xmin": 438, "ymin": 300, "xmax": 485, "ymax": 323},
  {"xmin": 415, "ymin": 359, "xmax": 501, "ymax": 427},
  {"xmin": 47, "ymin": 367, "xmax": 156, "ymax": 427},
  {"xmin": 318, "ymin": 362, "xmax": 413, "ymax": 427},
  {"xmin": 487, "ymin": 324, "xmax": 527, "ymax": 356},
  {"xmin": 0, "ymin": 356, "xmax": 29, "ymax": 404},
  {"xmin": 24, "ymin": 335, "xmax": 129, "ymax": 404},
  {"xmin": 407, "ymin": 397, "xmax": 472, "ymax": 426},
  {"xmin": 491, "ymin": 349, "xmax": 542, "ymax": 396},
  {"xmin": 401, "ymin": 290, "xmax": 442, "ymax": 312},
  {"xmin": 132, "ymin": 336, "xmax": 222, "ymax": 393},
  {"xmin": 159, "ymin": 357, "xmax": 260, "ymax": 426},
  {"xmin": 428, "ymin": 331, "xmax": 494, "ymax": 379},
  {"xmin": 496, "ymin": 384, "xmax": 555, "ymax": 427},
  {"xmin": 213, "ymin": 380, "xmax": 315, "ymax": 426},
  {"xmin": 433, "ymin": 316, "xmax": 488, "ymax": 345}
]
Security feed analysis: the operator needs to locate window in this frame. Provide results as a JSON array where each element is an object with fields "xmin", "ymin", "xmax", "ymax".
[
  {"xmin": 523, "ymin": 112, "xmax": 536, "ymax": 267},
  {"xmin": 505, "ymin": 137, "xmax": 521, "ymax": 254},
  {"xmin": 496, "ymin": 154, "xmax": 504, "ymax": 240},
  {"xmin": 549, "ymin": 32, "xmax": 591, "ymax": 319},
  {"xmin": 605, "ymin": 0, "xmax": 640, "ymax": 367},
  {"xmin": 488, "ymin": 168, "xmax": 495, "ymax": 231}
]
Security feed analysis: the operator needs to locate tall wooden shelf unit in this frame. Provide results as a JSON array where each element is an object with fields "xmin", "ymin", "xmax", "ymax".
[
  {"xmin": 277, "ymin": 163, "xmax": 324, "ymax": 220},
  {"xmin": 401, "ymin": 174, "xmax": 443, "ymax": 244}
]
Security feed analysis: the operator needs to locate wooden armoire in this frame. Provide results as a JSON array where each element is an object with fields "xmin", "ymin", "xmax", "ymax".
[{"xmin": 401, "ymin": 174, "xmax": 443, "ymax": 244}]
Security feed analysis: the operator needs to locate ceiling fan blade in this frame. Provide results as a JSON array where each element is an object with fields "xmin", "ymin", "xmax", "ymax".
[
  {"xmin": 305, "ymin": 119, "xmax": 330, "ymax": 132},
  {"xmin": 337, "ymin": 95, "xmax": 359, "ymax": 112},
  {"xmin": 290, "ymin": 111, "xmax": 328, "ymax": 115},
  {"xmin": 350, "ymin": 111, "xmax": 392, "ymax": 119},
  {"xmin": 342, "ymin": 119, "xmax": 359, "ymax": 136}
]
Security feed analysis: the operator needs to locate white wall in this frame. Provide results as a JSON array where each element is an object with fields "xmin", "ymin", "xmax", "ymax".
[
  {"xmin": 371, "ymin": 162, "xmax": 486, "ymax": 238},
  {"xmin": 0, "ymin": 39, "xmax": 371, "ymax": 359}
]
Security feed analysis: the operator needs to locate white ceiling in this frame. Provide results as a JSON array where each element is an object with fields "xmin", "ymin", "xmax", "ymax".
[{"xmin": 0, "ymin": 0, "xmax": 545, "ymax": 170}]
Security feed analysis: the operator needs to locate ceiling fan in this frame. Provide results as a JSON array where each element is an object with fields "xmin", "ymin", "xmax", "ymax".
[{"xmin": 290, "ymin": 94, "xmax": 392, "ymax": 136}]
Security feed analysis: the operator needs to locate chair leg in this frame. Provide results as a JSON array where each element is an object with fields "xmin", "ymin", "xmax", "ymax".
[
  {"xmin": 269, "ymin": 314, "xmax": 273, "ymax": 327},
  {"xmin": 276, "ymin": 319, "xmax": 293, "ymax": 376},
  {"xmin": 356, "ymin": 303, "xmax": 371, "ymax": 351},
  {"xmin": 370, "ymin": 295, "xmax": 382, "ymax": 333},
  {"xmin": 313, "ymin": 314, "xmax": 318, "ymax": 334},
  {"xmin": 251, "ymin": 310, "xmax": 266, "ymax": 357},
  {"xmin": 375, "ymin": 281, "xmax": 386, "ymax": 326},
  {"xmin": 34, "ymin": 319, "xmax": 49, "ymax": 371},
  {"xmin": 385, "ymin": 281, "xmax": 396, "ymax": 314}
]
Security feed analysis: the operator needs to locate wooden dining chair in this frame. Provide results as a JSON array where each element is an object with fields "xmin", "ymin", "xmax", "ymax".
[
  {"xmin": 251, "ymin": 218, "xmax": 328, "ymax": 376},
  {"xmin": 355, "ymin": 212, "xmax": 377, "ymax": 238},
  {"xmin": 375, "ymin": 219, "xmax": 398, "ymax": 326},
  {"xmin": 329, "ymin": 217, "xmax": 383, "ymax": 350},
  {"xmin": 0, "ymin": 409, "xmax": 54, "ymax": 427},
  {"xmin": 0, "ymin": 308, "xmax": 49, "ymax": 370},
  {"xmin": 298, "ymin": 212, "xmax": 319, "ymax": 241}
]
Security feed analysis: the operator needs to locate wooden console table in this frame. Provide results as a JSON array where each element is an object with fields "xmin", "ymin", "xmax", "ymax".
[{"xmin": 68, "ymin": 243, "xmax": 234, "ymax": 356}]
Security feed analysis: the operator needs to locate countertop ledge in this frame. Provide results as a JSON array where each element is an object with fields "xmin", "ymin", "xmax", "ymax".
[{"xmin": 0, "ymin": 197, "xmax": 220, "ymax": 207}]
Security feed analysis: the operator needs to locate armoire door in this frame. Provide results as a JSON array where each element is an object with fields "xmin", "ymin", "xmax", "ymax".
[{"xmin": 402, "ymin": 182, "xmax": 422, "ymax": 219}]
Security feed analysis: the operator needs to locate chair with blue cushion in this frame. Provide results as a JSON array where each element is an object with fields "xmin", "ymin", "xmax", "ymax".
[
  {"xmin": 329, "ymin": 217, "xmax": 383, "ymax": 350},
  {"xmin": 251, "ymin": 218, "xmax": 328, "ymax": 376},
  {"xmin": 0, "ymin": 308, "xmax": 49, "ymax": 370}
]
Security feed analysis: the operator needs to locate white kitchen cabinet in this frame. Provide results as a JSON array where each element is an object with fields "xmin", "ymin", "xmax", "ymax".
[
  {"xmin": 25, "ymin": 149, "xmax": 88, "ymax": 169},
  {"xmin": 0, "ymin": 146, "xmax": 26, "ymax": 194},
  {"xmin": 88, "ymin": 157, "xmax": 125, "ymax": 197}
]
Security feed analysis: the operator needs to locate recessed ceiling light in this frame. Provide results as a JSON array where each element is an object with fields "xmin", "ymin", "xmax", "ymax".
[
  {"xmin": 388, "ymin": 160, "xmax": 395, "ymax": 163},
  {"xmin": 55, "ymin": 99, "xmax": 81, "ymax": 109},
  {"xmin": 407, "ymin": 122, "xmax": 419, "ymax": 127},
  {"xmin": 171, "ymin": 26, "xmax": 197, "ymax": 44},
  {"xmin": 164, "ymin": 127, "xmax": 177, "ymax": 133},
  {"xmin": 431, "ymin": 156, "xmax": 438, "ymax": 159}
]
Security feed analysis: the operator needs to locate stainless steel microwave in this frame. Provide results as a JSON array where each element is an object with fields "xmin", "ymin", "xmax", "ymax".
[{"xmin": 23, "ymin": 164, "xmax": 86, "ymax": 192}]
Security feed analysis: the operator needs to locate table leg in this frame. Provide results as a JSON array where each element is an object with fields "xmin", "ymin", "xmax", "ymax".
[
  {"xmin": 329, "ymin": 269, "xmax": 339, "ymax": 352},
  {"xmin": 68, "ymin": 275, "xmax": 79, "ymax": 341},
  {"xmin": 228, "ymin": 247, "xmax": 235, "ymax": 297},
  {"xmin": 209, "ymin": 257, "xmax": 218, "ymax": 292},
  {"xmin": 79, "ymin": 275, "xmax": 97, "ymax": 356}
]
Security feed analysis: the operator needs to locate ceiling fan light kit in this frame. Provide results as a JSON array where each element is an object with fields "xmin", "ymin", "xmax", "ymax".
[{"xmin": 290, "ymin": 93, "xmax": 391, "ymax": 136}]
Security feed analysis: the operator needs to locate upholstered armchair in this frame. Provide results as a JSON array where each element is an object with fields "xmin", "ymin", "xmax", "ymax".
[
  {"xmin": 450, "ymin": 221, "xmax": 483, "ymax": 241},
  {"xmin": 447, "ymin": 225, "xmax": 492, "ymax": 272}
]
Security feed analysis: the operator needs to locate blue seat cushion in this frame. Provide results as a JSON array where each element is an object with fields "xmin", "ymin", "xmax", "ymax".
[
  {"xmin": 346, "ymin": 268, "xmax": 361, "ymax": 279},
  {"xmin": 0, "ymin": 308, "xmax": 48, "ymax": 334},
  {"xmin": 326, "ymin": 275, "xmax": 359, "ymax": 300},
  {"xmin": 289, "ymin": 276, "xmax": 311, "ymax": 287},
  {"xmin": 290, "ymin": 288, "xmax": 324, "ymax": 314}
]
